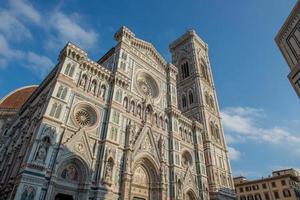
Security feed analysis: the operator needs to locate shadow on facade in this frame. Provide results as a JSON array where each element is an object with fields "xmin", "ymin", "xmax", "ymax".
[{"xmin": 0, "ymin": 123, "xmax": 111, "ymax": 200}]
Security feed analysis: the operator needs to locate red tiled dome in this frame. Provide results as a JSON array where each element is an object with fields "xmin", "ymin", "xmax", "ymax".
[{"xmin": 0, "ymin": 86, "xmax": 38, "ymax": 109}]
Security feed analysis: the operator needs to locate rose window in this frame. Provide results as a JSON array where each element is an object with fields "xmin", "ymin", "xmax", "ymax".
[
  {"xmin": 73, "ymin": 103, "xmax": 98, "ymax": 128},
  {"xmin": 136, "ymin": 71, "xmax": 159, "ymax": 99},
  {"xmin": 75, "ymin": 110, "xmax": 91, "ymax": 126},
  {"xmin": 137, "ymin": 80, "xmax": 152, "ymax": 96}
]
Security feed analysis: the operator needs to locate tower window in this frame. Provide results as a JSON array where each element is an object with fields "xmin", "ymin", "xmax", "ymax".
[
  {"xmin": 181, "ymin": 62, "xmax": 190, "ymax": 79},
  {"xmin": 201, "ymin": 63, "xmax": 209, "ymax": 82},
  {"xmin": 56, "ymin": 85, "xmax": 68, "ymax": 100},
  {"xmin": 64, "ymin": 63, "xmax": 75, "ymax": 77},
  {"xmin": 182, "ymin": 94, "xmax": 187, "ymax": 108},
  {"xmin": 188, "ymin": 91, "xmax": 194, "ymax": 104},
  {"xmin": 49, "ymin": 103, "xmax": 62, "ymax": 119}
]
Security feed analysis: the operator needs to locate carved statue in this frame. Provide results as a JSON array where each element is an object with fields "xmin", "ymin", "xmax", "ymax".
[
  {"xmin": 20, "ymin": 186, "xmax": 35, "ymax": 200},
  {"xmin": 35, "ymin": 144, "xmax": 47, "ymax": 162},
  {"xmin": 177, "ymin": 178, "xmax": 183, "ymax": 200},
  {"xmin": 61, "ymin": 165, "xmax": 78, "ymax": 181},
  {"xmin": 125, "ymin": 121, "xmax": 135, "ymax": 146},
  {"xmin": 104, "ymin": 159, "xmax": 114, "ymax": 184},
  {"xmin": 80, "ymin": 75, "xmax": 86, "ymax": 87},
  {"xmin": 158, "ymin": 135, "xmax": 165, "ymax": 159}
]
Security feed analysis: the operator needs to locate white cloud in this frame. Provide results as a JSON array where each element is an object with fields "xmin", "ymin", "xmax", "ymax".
[
  {"xmin": 0, "ymin": 34, "xmax": 24, "ymax": 59},
  {"xmin": 221, "ymin": 106, "xmax": 300, "ymax": 145},
  {"xmin": 0, "ymin": 34, "xmax": 53, "ymax": 77},
  {"xmin": 228, "ymin": 146, "xmax": 241, "ymax": 161},
  {"xmin": 0, "ymin": 10, "xmax": 32, "ymax": 41},
  {"xmin": 9, "ymin": 0, "xmax": 41, "ymax": 24},
  {"xmin": 26, "ymin": 52, "xmax": 54, "ymax": 77},
  {"xmin": 0, "ymin": 0, "xmax": 99, "ymax": 77},
  {"xmin": 46, "ymin": 12, "xmax": 98, "ymax": 51}
]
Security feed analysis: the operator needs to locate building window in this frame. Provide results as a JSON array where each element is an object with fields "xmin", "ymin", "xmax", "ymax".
[
  {"xmin": 188, "ymin": 91, "xmax": 194, "ymax": 104},
  {"xmin": 240, "ymin": 196, "xmax": 246, "ymax": 200},
  {"xmin": 56, "ymin": 85, "xmax": 68, "ymax": 100},
  {"xmin": 274, "ymin": 191, "xmax": 279, "ymax": 199},
  {"xmin": 209, "ymin": 95, "xmax": 215, "ymax": 109},
  {"xmin": 254, "ymin": 194, "xmax": 261, "ymax": 200},
  {"xmin": 201, "ymin": 63, "xmax": 209, "ymax": 82},
  {"xmin": 240, "ymin": 187, "xmax": 244, "ymax": 193},
  {"xmin": 182, "ymin": 94, "xmax": 187, "ymax": 108},
  {"xmin": 281, "ymin": 180, "xmax": 286, "ymax": 186},
  {"xmin": 283, "ymin": 189, "xmax": 291, "ymax": 197},
  {"xmin": 264, "ymin": 192, "xmax": 270, "ymax": 200},
  {"xmin": 262, "ymin": 183, "xmax": 267, "ymax": 189},
  {"xmin": 272, "ymin": 182, "xmax": 276, "ymax": 188},
  {"xmin": 49, "ymin": 103, "xmax": 62, "ymax": 119},
  {"xmin": 120, "ymin": 61, "xmax": 126, "ymax": 71},
  {"xmin": 245, "ymin": 186, "xmax": 251, "ymax": 191},
  {"xmin": 110, "ymin": 127, "xmax": 118, "ymax": 141},
  {"xmin": 247, "ymin": 194, "xmax": 254, "ymax": 200},
  {"xmin": 64, "ymin": 63, "xmax": 75, "ymax": 77},
  {"xmin": 175, "ymin": 154, "xmax": 180, "ymax": 165},
  {"xmin": 112, "ymin": 110, "xmax": 120, "ymax": 124},
  {"xmin": 181, "ymin": 61, "xmax": 190, "ymax": 79},
  {"xmin": 115, "ymin": 89, "xmax": 123, "ymax": 103}
]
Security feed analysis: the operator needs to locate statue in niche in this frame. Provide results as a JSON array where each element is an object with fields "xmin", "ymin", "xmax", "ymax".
[
  {"xmin": 104, "ymin": 159, "xmax": 114, "ymax": 184},
  {"xmin": 125, "ymin": 121, "xmax": 135, "ymax": 146},
  {"xmin": 35, "ymin": 136, "xmax": 50, "ymax": 163},
  {"xmin": 158, "ymin": 135, "xmax": 165, "ymax": 159},
  {"xmin": 20, "ymin": 186, "xmax": 35, "ymax": 200},
  {"xmin": 61, "ymin": 164, "xmax": 78, "ymax": 181},
  {"xmin": 177, "ymin": 178, "xmax": 183, "ymax": 199},
  {"xmin": 79, "ymin": 75, "xmax": 87, "ymax": 88}
]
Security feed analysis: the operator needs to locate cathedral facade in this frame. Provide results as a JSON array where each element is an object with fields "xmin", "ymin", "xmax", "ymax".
[{"xmin": 0, "ymin": 27, "xmax": 235, "ymax": 200}]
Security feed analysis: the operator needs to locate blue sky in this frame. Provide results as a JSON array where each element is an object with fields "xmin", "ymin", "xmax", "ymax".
[{"xmin": 0, "ymin": 0, "xmax": 299, "ymax": 179}]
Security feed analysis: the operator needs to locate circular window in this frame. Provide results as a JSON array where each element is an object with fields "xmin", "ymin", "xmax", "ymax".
[
  {"xmin": 75, "ymin": 110, "xmax": 91, "ymax": 126},
  {"xmin": 73, "ymin": 103, "xmax": 98, "ymax": 128},
  {"xmin": 136, "ymin": 71, "xmax": 160, "ymax": 99}
]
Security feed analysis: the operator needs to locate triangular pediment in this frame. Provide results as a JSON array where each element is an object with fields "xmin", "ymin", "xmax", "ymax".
[
  {"xmin": 114, "ymin": 26, "xmax": 167, "ymax": 67},
  {"xmin": 133, "ymin": 126, "xmax": 160, "ymax": 161},
  {"xmin": 62, "ymin": 130, "xmax": 93, "ymax": 164}
]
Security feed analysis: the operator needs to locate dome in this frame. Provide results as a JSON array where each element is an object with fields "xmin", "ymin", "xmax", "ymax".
[{"xmin": 0, "ymin": 85, "xmax": 38, "ymax": 110}]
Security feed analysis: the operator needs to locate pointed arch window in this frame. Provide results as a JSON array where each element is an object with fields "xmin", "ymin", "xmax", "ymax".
[
  {"xmin": 56, "ymin": 85, "xmax": 68, "ymax": 100},
  {"xmin": 181, "ymin": 61, "xmax": 190, "ymax": 79},
  {"xmin": 101, "ymin": 85, "xmax": 106, "ymax": 99},
  {"xmin": 209, "ymin": 95, "xmax": 215, "ymax": 109},
  {"xmin": 115, "ymin": 89, "xmax": 123, "ymax": 103},
  {"xmin": 182, "ymin": 94, "xmax": 187, "ymax": 108},
  {"xmin": 188, "ymin": 91, "xmax": 194, "ymax": 104},
  {"xmin": 201, "ymin": 63, "xmax": 209, "ymax": 82},
  {"xmin": 210, "ymin": 122, "xmax": 215, "ymax": 140},
  {"xmin": 49, "ymin": 103, "xmax": 62, "ymax": 119},
  {"xmin": 123, "ymin": 97, "xmax": 128, "ymax": 109},
  {"xmin": 64, "ymin": 63, "xmax": 75, "ymax": 77},
  {"xmin": 215, "ymin": 125, "xmax": 220, "ymax": 141}
]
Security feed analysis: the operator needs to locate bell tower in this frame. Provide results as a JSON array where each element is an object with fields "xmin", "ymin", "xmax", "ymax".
[{"xmin": 170, "ymin": 30, "xmax": 236, "ymax": 199}]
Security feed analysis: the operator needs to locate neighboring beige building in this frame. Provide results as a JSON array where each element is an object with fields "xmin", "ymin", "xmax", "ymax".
[
  {"xmin": 234, "ymin": 169, "xmax": 300, "ymax": 200},
  {"xmin": 276, "ymin": 0, "xmax": 300, "ymax": 98},
  {"xmin": 0, "ymin": 26, "xmax": 235, "ymax": 200}
]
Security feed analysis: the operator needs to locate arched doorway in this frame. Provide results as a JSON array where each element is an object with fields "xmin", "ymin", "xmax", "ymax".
[
  {"xmin": 55, "ymin": 193, "xmax": 74, "ymax": 200},
  {"xmin": 130, "ymin": 157, "xmax": 160, "ymax": 200},
  {"xmin": 185, "ymin": 190, "xmax": 197, "ymax": 200},
  {"xmin": 49, "ymin": 157, "xmax": 89, "ymax": 200},
  {"xmin": 131, "ymin": 166, "xmax": 149, "ymax": 200}
]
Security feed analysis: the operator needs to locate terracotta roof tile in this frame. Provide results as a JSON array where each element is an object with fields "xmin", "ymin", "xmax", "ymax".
[{"xmin": 0, "ymin": 86, "xmax": 37, "ymax": 109}]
